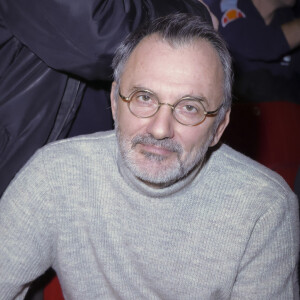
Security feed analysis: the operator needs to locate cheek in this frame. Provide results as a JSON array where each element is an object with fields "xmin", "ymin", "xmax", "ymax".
[
  {"xmin": 116, "ymin": 103, "xmax": 131, "ymax": 128},
  {"xmin": 178, "ymin": 125, "xmax": 213, "ymax": 155},
  {"xmin": 117, "ymin": 105, "xmax": 149, "ymax": 136}
]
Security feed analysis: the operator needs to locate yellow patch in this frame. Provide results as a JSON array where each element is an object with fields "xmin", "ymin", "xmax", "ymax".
[{"xmin": 221, "ymin": 8, "xmax": 245, "ymax": 27}]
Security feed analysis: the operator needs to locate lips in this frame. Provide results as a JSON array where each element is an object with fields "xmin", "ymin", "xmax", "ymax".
[
  {"xmin": 139, "ymin": 143, "xmax": 174, "ymax": 156},
  {"xmin": 131, "ymin": 134, "xmax": 183, "ymax": 156}
]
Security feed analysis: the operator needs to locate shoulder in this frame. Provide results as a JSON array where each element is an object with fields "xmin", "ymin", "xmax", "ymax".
[
  {"xmin": 40, "ymin": 130, "xmax": 116, "ymax": 158},
  {"xmin": 211, "ymin": 144, "xmax": 291, "ymax": 190},
  {"xmin": 25, "ymin": 130, "xmax": 118, "ymax": 178},
  {"xmin": 207, "ymin": 144, "xmax": 296, "ymax": 209},
  {"xmin": 8, "ymin": 130, "xmax": 118, "ymax": 198}
]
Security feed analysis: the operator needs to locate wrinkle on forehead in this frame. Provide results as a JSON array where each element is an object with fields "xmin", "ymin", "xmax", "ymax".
[{"xmin": 120, "ymin": 34, "xmax": 224, "ymax": 110}]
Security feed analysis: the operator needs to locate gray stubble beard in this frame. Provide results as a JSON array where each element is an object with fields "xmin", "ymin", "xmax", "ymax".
[{"xmin": 115, "ymin": 124, "xmax": 213, "ymax": 187}]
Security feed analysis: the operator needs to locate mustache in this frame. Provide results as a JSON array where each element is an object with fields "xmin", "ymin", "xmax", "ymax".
[{"xmin": 131, "ymin": 134, "xmax": 183, "ymax": 154}]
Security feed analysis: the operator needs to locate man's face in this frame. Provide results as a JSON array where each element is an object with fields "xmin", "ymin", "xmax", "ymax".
[{"xmin": 111, "ymin": 35, "xmax": 230, "ymax": 187}]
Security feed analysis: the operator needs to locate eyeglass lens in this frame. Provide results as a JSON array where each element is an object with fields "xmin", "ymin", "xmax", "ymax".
[{"xmin": 128, "ymin": 90, "xmax": 206, "ymax": 125}]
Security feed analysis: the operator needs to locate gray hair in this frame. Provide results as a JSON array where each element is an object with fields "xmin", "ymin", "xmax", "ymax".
[{"xmin": 112, "ymin": 13, "xmax": 233, "ymax": 126}]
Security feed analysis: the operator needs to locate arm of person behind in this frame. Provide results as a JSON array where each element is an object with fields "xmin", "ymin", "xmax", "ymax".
[
  {"xmin": 282, "ymin": 18, "xmax": 300, "ymax": 49},
  {"xmin": 231, "ymin": 192, "xmax": 299, "ymax": 298},
  {"xmin": 0, "ymin": 0, "xmax": 211, "ymax": 81},
  {"xmin": 197, "ymin": 0, "xmax": 219, "ymax": 29},
  {"xmin": 0, "ymin": 150, "xmax": 55, "ymax": 299}
]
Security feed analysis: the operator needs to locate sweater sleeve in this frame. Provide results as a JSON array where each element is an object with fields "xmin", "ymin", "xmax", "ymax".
[
  {"xmin": 0, "ymin": 149, "xmax": 55, "ymax": 299},
  {"xmin": 231, "ymin": 191, "xmax": 299, "ymax": 299},
  {"xmin": 0, "ymin": 0, "xmax": 211, "ymax": 81}
]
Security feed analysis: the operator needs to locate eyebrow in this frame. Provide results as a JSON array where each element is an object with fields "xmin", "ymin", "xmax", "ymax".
[
  {"xmin": 131, "ymin": 86, "xmax": 209, "ymax": 106},
  {"xmin": 182, "ymin": 94, "xmax": 208, "ymax": 104}
]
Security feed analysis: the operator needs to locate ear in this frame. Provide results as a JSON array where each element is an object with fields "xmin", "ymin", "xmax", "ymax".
[
  {"xmin": 210, "ymin": 109, "xmax": 231, "ymax": 147},
  {"xmin": 110, "ymin": 81, "xmax": 118, "ymax": 122}
]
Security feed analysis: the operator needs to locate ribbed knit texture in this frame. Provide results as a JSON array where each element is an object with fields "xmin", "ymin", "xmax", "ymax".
[{"xmin": 0, "ymin": 130, "xmax": 299, "ymax": 299}]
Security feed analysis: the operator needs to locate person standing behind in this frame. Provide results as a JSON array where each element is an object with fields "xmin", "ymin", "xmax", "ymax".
[{"xmin": 204, "ymin": 0, "xmax": 300, "ymax": 102}]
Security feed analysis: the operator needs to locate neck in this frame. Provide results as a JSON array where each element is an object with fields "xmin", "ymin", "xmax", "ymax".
[
  {"xmin": 252, "ymin": 0, "xmax": 278, "ymax": 25},
  {"xmin": 117, "ymin": 150, "xmax": 206, "ymax": 198}
]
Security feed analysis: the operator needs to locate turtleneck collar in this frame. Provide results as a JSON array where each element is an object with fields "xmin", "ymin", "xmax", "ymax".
[{"xmin": 117, "ymin": 149, "xmax": 208, "ymax": 198}]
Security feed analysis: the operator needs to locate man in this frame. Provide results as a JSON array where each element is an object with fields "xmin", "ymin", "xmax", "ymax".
[
  {"xmin": 0, "ymin": 0, "xmax": 211, "ymax": 196},
  {"xmin": 204, "ymin": 0, "xmax": 300, "ymax": 102},
  {"xmin": 0, "ymin": 13, "xmax": 299, "ymax": 299}
]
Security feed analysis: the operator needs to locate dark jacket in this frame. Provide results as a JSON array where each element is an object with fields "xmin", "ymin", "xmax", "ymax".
[{"xmin": 0, "ymin": 0, "xmax": 211, "ymax": 196}]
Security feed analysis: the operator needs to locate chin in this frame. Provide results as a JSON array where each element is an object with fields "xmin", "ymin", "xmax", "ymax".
[{"xmin": 131, "ymin": 161, "xmax": 183, "ymax": 186}]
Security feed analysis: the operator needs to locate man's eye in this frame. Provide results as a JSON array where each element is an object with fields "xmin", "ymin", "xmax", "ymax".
[
  {"xmin": 137, "ymin": 94, "xmax": 151, "ymax": 102},
  {"xmin": 183, "ymin": 104, "xmax": 198, "ymax": 113},
  {"xmin": 134, "ymin": 92, "xmax": 156, "ymax": 105}
]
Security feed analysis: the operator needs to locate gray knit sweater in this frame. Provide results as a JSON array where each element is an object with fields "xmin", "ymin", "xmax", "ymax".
[{"xmin": 0, "ymin": 130, "xmax": 299, "ymax": 299}]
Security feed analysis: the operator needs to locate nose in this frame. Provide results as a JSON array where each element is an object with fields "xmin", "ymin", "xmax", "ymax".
[{"xmin": 146, "ymin": 104, "xmax": 174, "ymax": 140}]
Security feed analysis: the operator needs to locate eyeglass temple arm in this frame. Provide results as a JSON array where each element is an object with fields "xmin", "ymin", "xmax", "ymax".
[
  {"xmin": 119, "ymin": 92, "xmax": 130, "ymax": 102},
  {"xmin": 205, "ymin": 104, "xmax": 223, "ymax": 116}
]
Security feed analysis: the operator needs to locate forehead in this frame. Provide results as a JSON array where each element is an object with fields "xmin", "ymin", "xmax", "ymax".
[{"xmin": 120, "ymin": 34, "xmax": 224, "ymax": 106}]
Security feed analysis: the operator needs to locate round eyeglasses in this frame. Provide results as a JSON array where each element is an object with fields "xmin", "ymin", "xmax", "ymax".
[{"xmin": 119, "ymin": 89, "xmax": 222, "ymax": 126}]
